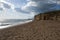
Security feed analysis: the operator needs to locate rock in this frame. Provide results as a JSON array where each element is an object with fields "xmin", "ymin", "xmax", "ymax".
[{"xmin": 34, "ymin": 10, "xmax": 60, "ymax": 21}]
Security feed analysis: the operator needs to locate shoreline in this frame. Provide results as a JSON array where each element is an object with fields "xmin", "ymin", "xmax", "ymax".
[{"xmin": 0, "ymin": 20, "xmax": 33, "ymax": 29}]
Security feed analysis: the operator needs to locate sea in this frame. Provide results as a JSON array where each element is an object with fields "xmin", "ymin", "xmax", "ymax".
[{"xmin": 0, "ymin": 19, "xmax": 33, "ymax": 29}]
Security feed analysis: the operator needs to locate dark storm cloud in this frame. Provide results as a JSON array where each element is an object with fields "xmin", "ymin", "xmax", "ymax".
[
  {"xmin": 29, "ymin": 0, "xmax": 50, "ymax": 2},
  {"xmin": 23, "ymin": 0, "xmax": 60, "ymax": 13},
  {"xmin": 24, "ymin": 2, "xmax": 57, "ymax": 13},
  {"xmin": 37, "ymin": 3, "xmax": 57, "ymax": 11},
  {"xmin": 32, "ymin": 0, "xmax": 60, "ymax": 1},
  {"xmin": 0, "ymin": 8, "xmax": 3, "ymax": 11},
  {"xmin": 2, "ymin": 2, "xmax": 11, "ymax": 9}
]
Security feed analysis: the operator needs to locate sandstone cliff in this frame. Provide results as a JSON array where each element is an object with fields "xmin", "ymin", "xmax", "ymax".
[{"xmin": 34, "ymin": 10, "xmax": 60, "ymax": 21}]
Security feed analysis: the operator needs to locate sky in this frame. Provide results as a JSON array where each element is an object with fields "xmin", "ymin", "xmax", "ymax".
[{"xmin": 0, "ymin": 0, "xmax": 60, "ymax": 19}]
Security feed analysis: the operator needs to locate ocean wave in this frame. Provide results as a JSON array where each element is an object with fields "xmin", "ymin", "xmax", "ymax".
[{"xmin": 0, "ymin": 20, "xmax": 32, "ymax": 29}]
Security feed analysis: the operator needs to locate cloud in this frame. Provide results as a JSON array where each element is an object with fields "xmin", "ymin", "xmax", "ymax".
[
  {"xmin": 0, "ymin": 0, "xmax": 35, "ymax": 19},
  {"xmin": 29, "ymin": 0, "xmax": 60, "ymax": 4},
  {"xmin": 0, "ymin": 1, "xmax": 15, "ymax": 10},
  {"xmin": 0, "ymin": 0, "xmax": 60, "ymax": 19},
  {"xmin": 22, "ymin": 0, "xmax": 60, "ymax": 15},
  {"xmin": 28, "ymin": 0, "xmax": 59, "ymax": 2},
  {"xmin": 0, "ymin": 8, "xmax": 3, "ymax": 11},
  {"xmin": 0, "ymin": 0, "xmax": 5, "ymax": 2},
  {"xmin": 22, "ymin": 1, "xmax": 37, "ymax": 11},
  {"xmin": 14, "ymin": 8, "xmax": 29, "ymax": 14},
  {"xmin": 2, "ymin": 2, "xmax": 11, "ymax": 9}
]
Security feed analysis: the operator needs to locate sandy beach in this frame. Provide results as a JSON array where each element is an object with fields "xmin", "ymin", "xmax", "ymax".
[{"xmin": 0, "ymin": 20, "xmax": 60, "ymax": 40}]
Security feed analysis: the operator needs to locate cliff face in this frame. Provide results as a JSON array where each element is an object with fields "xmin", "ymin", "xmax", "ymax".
[{"xmin": 34, "ymin": 10, "xmax": 60, "ymax": 21}]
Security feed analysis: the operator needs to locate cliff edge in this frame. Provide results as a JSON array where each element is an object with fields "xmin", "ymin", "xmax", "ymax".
[{"xmin": 34, "ymin": 10, "xmax": 60, "ymax": 21}]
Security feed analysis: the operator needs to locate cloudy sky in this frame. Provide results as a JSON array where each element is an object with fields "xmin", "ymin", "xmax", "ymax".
[{"xmin": 0, "ymin": 0, "xmax": 60, "ymax": 19}]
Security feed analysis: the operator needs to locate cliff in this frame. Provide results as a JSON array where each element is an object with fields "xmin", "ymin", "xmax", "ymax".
[{"xmin": 34, "ymin": 10, "xmax": 60, "ymax": 21}]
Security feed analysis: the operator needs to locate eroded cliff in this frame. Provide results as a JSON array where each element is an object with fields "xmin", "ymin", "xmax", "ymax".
[{"xmin": 34, "ymin": 10, "xmax": 60, "ymax": 21}]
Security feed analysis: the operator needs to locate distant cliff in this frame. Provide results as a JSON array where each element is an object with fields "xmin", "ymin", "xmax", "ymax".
[{"xmin": 34, "ymin": 10, "xmax": 60, "ymax": 21}]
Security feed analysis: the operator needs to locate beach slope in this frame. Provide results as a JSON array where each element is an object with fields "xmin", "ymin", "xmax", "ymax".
[{"xmin": 0, "ymin": 20, "xmax": 60, "ymax": 40}]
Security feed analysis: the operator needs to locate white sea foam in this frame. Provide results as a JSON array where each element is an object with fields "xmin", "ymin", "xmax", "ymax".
[{"xmin": 0, "ymin": 20, "xmax": 32, "ymax": 29}]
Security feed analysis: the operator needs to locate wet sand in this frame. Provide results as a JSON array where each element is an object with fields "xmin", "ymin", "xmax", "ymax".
[{"xmin": 0, "ymin": 20, "xmax": 60, "ymax": 40}]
